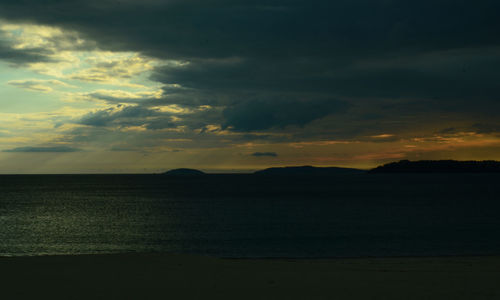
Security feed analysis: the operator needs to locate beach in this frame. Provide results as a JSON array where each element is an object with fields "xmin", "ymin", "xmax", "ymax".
[{"xmin": 1, "ymin": 254, "xmax": 499, "ymax": 299}]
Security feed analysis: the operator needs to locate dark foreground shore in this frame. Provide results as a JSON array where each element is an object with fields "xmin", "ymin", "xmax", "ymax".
[{"xmin": 1, "ymin": 254, "xmax": 499, "ymax": 299}]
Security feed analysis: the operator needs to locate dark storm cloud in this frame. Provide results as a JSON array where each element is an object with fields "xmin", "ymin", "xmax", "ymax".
[
  {"xmin": 77, "ymin": 104, "xmax": 218, "ymax": 131},
  {"xmin": 222, "ymin": 98, "xmax": 348, "ymax": 131},
  {"xmin": 2, "ymin": 1, "xmax": 499, "ymax": 59},
  {"xmin": 0, "ymin": 43, "xmax": 54, "ymax": 66},
  {"xmin": 79, "ymin": 105, "xmax": 158, "ymax": 127},
  {"xmin": 0, "ymin": 24, "xmax": 95, "ymax": 66},
  {"xmin": 1, "ymin": 0, "xmax": 500, "ymax": 138},
  {"xmin": 3, "ymin": 146, "xmax": 81, "ymax": 152}
]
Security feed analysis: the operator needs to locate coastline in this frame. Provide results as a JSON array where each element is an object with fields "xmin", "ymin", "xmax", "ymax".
[{"xmin": 1, "ymin": 253, "xmax": 499, "ymax": 299}]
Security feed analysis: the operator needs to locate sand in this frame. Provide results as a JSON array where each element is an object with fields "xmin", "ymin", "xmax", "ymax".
[{"xmin": 1, "ymin": 254, "xmax": 499, "ymax": 299}]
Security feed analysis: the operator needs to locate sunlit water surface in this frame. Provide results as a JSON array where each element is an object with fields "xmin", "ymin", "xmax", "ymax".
[{"xmin": 1, "ymin": 174, "xmax": 499, "ymax": 258}]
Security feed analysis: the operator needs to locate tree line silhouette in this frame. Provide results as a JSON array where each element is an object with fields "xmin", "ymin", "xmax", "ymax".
[{"xmin": 370, "ymin": 160, "xmax": 500, "ymax": 173}]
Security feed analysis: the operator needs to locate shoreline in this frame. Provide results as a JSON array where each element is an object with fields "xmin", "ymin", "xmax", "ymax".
[
  {"xmin": 2, "ymin": 251, "xmax": 500, "ymax": 259},
  {"xmin": 1, "ymin": 253, "xmax": 499, "ymax": 299}
]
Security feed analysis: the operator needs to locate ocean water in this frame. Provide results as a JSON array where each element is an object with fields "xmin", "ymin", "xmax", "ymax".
[{"xmin": 0, "ymin": 174, "xmax": 499, "ymax": 258}]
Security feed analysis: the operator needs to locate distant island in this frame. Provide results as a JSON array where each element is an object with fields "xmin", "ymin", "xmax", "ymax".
[
  {"xmin": 162, "ymin": 168, "xmax": 206, "ymax": 176},
  {"xmin": 161, "ymin": 161, "xmax": 500, "ymax": 176},
  {"xmin": 254, "ymin": 166, "xmax": 365, "ymax": 175},
  {"xmin": 370, "ymin": 160, "xmax": 500, "ymax": 173}
]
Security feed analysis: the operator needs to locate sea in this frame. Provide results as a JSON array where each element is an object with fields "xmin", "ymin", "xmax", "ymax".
[{"xmin": 1, "ymin": 173, "xmax": 499, "ymax": 258}]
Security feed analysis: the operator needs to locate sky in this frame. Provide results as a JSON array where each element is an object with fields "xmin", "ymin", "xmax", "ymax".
[{"xmin": 0, "ymin": 0, "xmax": 499, "ymax": 173}]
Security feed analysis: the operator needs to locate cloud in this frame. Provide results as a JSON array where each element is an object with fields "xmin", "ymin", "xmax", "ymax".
[
  {"xmin": 471, "ymin": 123, "xmax": 500, "ymax": 135},
  {"xmin": 2, "ymin": 1, "xmax": 498, "ymax": 59},
  {"xmin": 3, "ymin": 146, "xmax": 81, "ymax": 152},
  {"xmin": 0, "ymin": 0, "xmax": 499, "ymax": 166},
  {"xmin": 0, "ymin": 43, "xmax": 54, "ymax": 65},
  {"xmin": 76, "ymin": 89, "xmax": 163, "ymax": 104},
  {"xmin": 79, "ymin": 105, "xmax": 158, "ymax": 127},
  {"xmin": 2, "ymin": 2, "xmax": 499, "ymax": 111},
  {"xmin": 252, "ymin": 152, "xmax": 278, "ymax": 157},
  {"xmin": 0, "ymin": 20, "xmax": 95, "ymax": 69},
  {"xmin": 76, "ymin": 102, "xmax": 220, "ymax": 134},
  {"xmin": 223, "ymin": 98, "xmax": 348, "ymax": 131},
  {"xmin": 8, "ymin": 79, "xmax": 72, "ymax": 92},
  {"xmin": 67, "ymin": 53, "xmax": 159, "ymax": 86}
]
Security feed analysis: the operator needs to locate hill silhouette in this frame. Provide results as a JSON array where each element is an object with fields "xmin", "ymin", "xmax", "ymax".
[
  {"xmin": 370, "ymin": 160, "xmax": 500, "ymax": 173},
  {"xmin": 162, "ymin": 168, "xmax": 206, "ymax": 176},
  {"xmin": 254, "ymin": 166, "xmax": 365, "ymax": 175}
]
